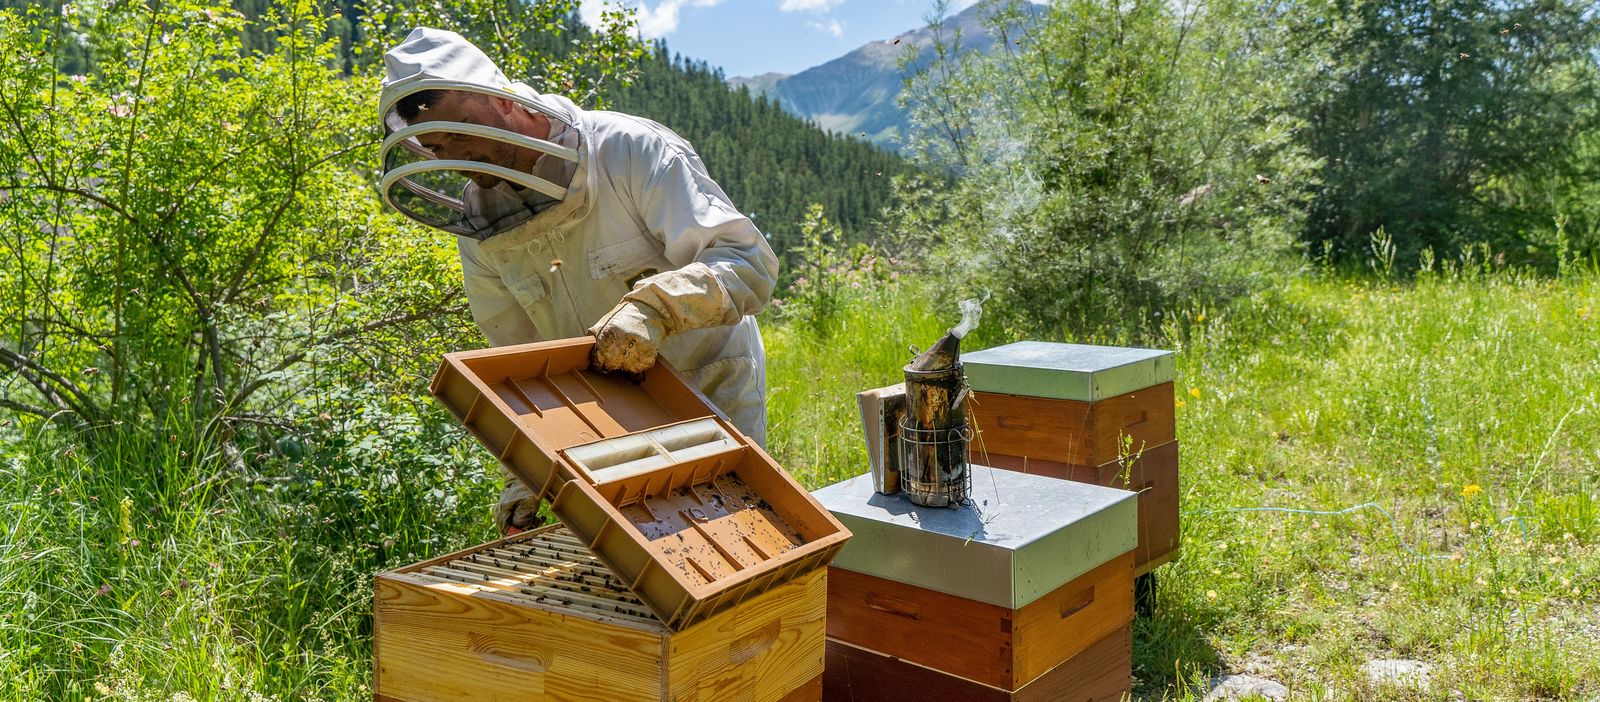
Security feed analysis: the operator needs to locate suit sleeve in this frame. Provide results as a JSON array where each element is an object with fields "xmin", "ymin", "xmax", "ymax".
[{"xmin": 626, "ymin": 148, "xmax": 779, "ymax": 327}]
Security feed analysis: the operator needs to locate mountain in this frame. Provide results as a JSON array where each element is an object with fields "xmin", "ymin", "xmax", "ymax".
[
  {"xmin": 611, "ymin": 46, "xmax": 915, "ymax": 263},
  {"xmin": 730, "ymin": 2, "xmax": 1043, "ymax": 149}
]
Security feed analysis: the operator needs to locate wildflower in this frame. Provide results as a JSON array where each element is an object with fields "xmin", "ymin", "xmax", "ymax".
[
  {"xmin": 1197, "ymin": 311, "xmax": 1207, "ymax": 323},
  {"xmin": 1206, "ymin": 589, "xmax": 1218, "ymax": 600},
  {"xmin": 1461, "ymin": 484, "xmax": 1482, "ymax": 498},
  {"xmin": 1579, "ymin": 306, "xmax": 1592, "ymax": 321},
  {"xmin": 1175, "ymin": 397, "xmax": 1186, "ymax": 409},
  {"xmin": 1189, "ymin": 387, "xmax": 1202, "ymax": 399}
]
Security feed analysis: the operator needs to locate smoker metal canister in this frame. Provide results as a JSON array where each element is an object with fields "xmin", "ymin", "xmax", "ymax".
[{"xmin": 898, "ymin": 362, "xmax": 972, "ymax": 507}]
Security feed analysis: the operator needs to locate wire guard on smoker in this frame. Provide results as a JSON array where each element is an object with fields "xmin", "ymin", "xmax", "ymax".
[{"xmin": 897, "ymin": 420, "xmax": 973, "ymax": 507}]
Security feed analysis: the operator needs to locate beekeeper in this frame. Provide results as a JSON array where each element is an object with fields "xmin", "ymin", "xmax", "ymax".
[{"xmin": 377, "ymin": 28, "xmax": 778, "ymax": 534}]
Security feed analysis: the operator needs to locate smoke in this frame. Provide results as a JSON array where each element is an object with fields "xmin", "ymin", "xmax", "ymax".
[{"xmin": 950, "ymin": 292, "xmax": 990, "ymax": 339}]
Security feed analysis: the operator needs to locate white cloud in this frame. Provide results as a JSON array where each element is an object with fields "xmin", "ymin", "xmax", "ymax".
[
  {"xmin": 806, "ymin": 18, "xmax": 845, "ymax": 38},
  {"xmin": 578, "ymin": 0, "xmax": 722, "ymax": 39},
  {"xmin": 780, "ymin": 0, "xmax": 845, "ymax": 12}
]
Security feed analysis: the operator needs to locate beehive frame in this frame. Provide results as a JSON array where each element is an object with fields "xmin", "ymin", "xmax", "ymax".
[{"xmin": 430, "ymin": 337, "xmax": 850, "ymax": 630}]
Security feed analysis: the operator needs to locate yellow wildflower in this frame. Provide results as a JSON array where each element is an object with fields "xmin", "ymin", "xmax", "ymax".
[
  {"xmin": 1189, "ymin": 387, "xmax": 1202, "ymax": 399},
  {"xmin": 1175, "ymin": 397, "xmax": 1187, "ymax": 409},
  {"xmin": 1461, "ymin": 484, "xmax": 1482, "ymax": 498},
  {"xmin": 1197, "ymin": 311, "xmax": 1207, "ymax": 323}
]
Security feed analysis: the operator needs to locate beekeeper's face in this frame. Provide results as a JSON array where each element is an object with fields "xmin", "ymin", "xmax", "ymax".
[{"xmin": 412, "ymin": 91, "xmax": 551, "ymax": 189}]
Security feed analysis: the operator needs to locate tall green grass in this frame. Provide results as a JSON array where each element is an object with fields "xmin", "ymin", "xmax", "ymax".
[
  {"xmin": 764, "ymin": 263, "xmax": 1600, "ymax": 699},
  {"xmin": 3, "ymin": 262, "xmax": 1598, "ymax": 699}
]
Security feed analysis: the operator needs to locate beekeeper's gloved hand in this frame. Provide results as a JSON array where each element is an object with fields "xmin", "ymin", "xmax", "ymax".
[
  {"xmin": 589, "ymin": 262, "xmax": 738, "ymax": 374},
  {"xmin": 495, "ymin": 469, "xmax": 543, "ymax": 535}
]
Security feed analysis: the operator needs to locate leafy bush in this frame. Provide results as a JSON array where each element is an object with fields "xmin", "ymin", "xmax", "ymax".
[
  {"xmin": 775, "ymin": 204, "xmax": 896, "ymax": 337},
  {"xmin": 893, "ymin": 0, "xmax": 1315, "ymax": 340},
  {"xmin": 0, "ymin": 0, "xmax": 639, "ymax": 462}
]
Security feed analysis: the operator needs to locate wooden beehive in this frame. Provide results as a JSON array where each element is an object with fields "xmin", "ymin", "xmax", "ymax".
[
  {"xmin": 823, "ymin": 626, "xmax": 1131, "ymax": 702},
  {"xmin": 812, "ymin": 466, "xmax": 1137, "ymax": 701},
  {"xmin": 374, "ymin": 524, "xmax": 826, "ymax": 702},
  {"xmin": 967, "ymin": 383, "xmax": 1176, "ymax": 468},
  {"xmin": 825, "ymin": 552, "xmax": 1133, "ymax": 690},
  {"xmin": 429, "ymin": 337, "xmax": 850, "ymax": 631},
  {"xmin": 962, "ymin": 341, "xmax": 1180, "ymax": 577}
]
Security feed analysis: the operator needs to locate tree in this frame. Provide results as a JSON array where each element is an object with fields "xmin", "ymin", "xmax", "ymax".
[
  {"xmin": 893, "ymin": 0, "xmax": 1316, "ymax": 338},
  {"xmin": 0, "ymin": 0, "xmax": 639, "ymax": 471},
  {"xmin": 1296, "ymin": 0, "xmax": 1600, "ymax": 264}
]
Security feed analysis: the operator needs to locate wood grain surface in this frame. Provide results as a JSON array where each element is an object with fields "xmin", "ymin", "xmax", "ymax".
[
  {"xmin": 825, "ymin": 551, "xmax": 1134, "ymax": 690},
  {"xmin": 375, "ymin": 537, "xmax": 828, "ymax": 701},
  {"xmin": 821, "ymin": 625, "xmax": 1131, "ymax": 702},
  {"xmin": 968, "ymin": 382, "xmax": 1174, "ymax": 467},
  {"xmin": 667, "ymin": 569, "xmax": 827, "ymax": 701}
]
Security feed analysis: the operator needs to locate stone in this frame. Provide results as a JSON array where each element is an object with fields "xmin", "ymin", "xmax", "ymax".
[
  {"xmin": 1366, "ymin": 659, "xmax": 1433, "ymax": 691},
  {"xmin": 1203, "ymin": 674, "xmax": 1290, "ymax": 701}
]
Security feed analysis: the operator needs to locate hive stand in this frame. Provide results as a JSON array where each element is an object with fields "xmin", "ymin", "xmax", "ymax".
[
  {"xmin": 961, "ymin": 341, "xmax": 1181, "ymax": 604},
  {"xmin": 812, "ymin": 465, "xmax": 1138, "ymax": 701}
]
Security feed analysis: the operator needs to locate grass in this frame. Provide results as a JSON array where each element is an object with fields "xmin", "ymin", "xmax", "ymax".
[
  {"xmin": 3, "ymin": 262, "xmax": 1599, "ymax": 700},
  {"xmin": 765, "ymin": 262, "xmax": 1600, "ymax": 700}
]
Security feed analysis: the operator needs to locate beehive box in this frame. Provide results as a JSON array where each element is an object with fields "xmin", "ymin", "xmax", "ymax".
[
  {"xmin": 963, "ymin": 341, "xmax": 1179, "ymax": 576},
  {"xmin": 430, "ymin": 337, "xmax": 850, "ymax": 631},
  {"xmin": 812, "ymin": 465, "xmax": 1137, "ymax": 700},
  {"xmin": 374, "ymin": 524, "xmax": 826, "ymax": 702},
  {"xmin": 966, "ymin": 383, "xmax": 1175, "ymax": 469},
  {"xmin": 823, "ymin": 626, "xmax": 1131, "ymax": 702}
]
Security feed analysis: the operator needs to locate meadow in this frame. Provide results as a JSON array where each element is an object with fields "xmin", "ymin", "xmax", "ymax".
[{"xmin": 4, "ymin": 258, "xmax": 1599, "ymax": 701}]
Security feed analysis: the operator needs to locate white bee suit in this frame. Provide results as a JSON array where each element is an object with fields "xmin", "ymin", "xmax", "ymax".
[{"xmin": 379, "ymin": 28, "xmax": 778, "ymax": 529}]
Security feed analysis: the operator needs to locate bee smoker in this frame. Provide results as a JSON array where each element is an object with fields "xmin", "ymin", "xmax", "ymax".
[{"xmin": 897, "ymin": 330, "xmax": 973, "ymax": 507}]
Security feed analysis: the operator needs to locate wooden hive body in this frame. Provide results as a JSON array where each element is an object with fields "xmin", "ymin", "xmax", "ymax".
[
  {"xmin": 962, "ymin": 341, "xmax": 1180, "ymax": 576},
  {"xmin": 812, "ymin": 468, "xmax": 1137, "ymax": 700},
  {"xmin": 429, "ymin": 337, "xmax": 850, "ymax": 630},
  {"xmin": 825, "ymin": 552, "xmax": 1133, "ymax": 690},
  {"xmin": 374, "ymin": 524, "xmax": 826, "ymax": 702},
  {"xmin": 967, "ymin": 383, "xmax": 1175, "ymax": 468},
  {"xmin": 823, "ymin": 626, "xmax": 1131, "ymax": 702}
]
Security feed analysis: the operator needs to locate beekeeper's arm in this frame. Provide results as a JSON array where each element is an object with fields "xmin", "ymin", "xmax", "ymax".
[{"xmin": 590, "ymin": 148, "xmax": 779, "ymax": 373}]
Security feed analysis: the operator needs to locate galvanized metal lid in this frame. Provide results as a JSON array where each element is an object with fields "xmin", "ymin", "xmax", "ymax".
[
  {"xmin": 961, "ymin": 341, "xmax": 1174, "ymax": 401},
  {"xmin": 812, "ymin": 464, "xmax": 1136, "ymax": 609}
]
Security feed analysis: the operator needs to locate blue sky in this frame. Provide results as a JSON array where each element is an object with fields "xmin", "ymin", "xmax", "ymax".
[{"xmin": 579, "ymin": 0, "xmax": 980, "ymax": 78}]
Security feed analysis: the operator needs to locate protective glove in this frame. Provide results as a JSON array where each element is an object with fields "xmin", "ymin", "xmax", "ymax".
[
  {"xmin": 589, "ymin": 262, "xmax": 738, "ymax": 374},
  {"xmin": 588, "ymin": 299, "xmax": 669, "ymax": 374},
  {"xmin": 494, "ymin": 470, "xmax": 544, "ymax": 535}
]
